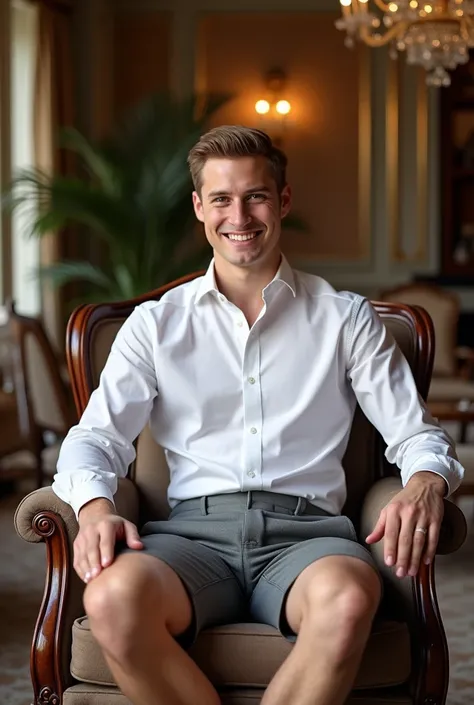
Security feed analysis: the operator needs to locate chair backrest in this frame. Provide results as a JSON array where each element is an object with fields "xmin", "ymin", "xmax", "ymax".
[
  {"xmin": 66, "ymin": 275, "xmax": 434, "ymax": 526},
  {"xmin": 380, "ymin": 283, "xmax": 458, "ymax": 378},
  {"xmin": 7, "ymin": 300, "xmax": 76, "ymax": 438}
]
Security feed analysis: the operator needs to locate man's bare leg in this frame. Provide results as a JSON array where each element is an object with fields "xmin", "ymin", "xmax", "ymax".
[
  {"xmin": 84, "ymin": 553, "xmax": 220, "ymax": 705},
  {"xmin": 261, "ymin": 556, "xmax": 381, "ymax": 705}
]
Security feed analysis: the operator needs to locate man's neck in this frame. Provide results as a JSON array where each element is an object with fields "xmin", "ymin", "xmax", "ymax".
[{"xmin": 214, "ymin": 253, "xmax": 282, "ymax": 325}]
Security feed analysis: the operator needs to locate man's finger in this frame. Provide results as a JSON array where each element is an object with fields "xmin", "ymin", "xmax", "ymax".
[
  {"xmin": 124, "ymin": 522, "xmax": 144, "ymax": 551},
  {"xmin": 408, "ymin": 522, "xmax": 428, "ymax": 576},
  {"xmin": 424, "ymin": 521, "xmax": 440, "ymax": 566},
  {"xmin": 99, "ymin": 522, "xmax": 117, "ymax": 568},
  {"xmin": 85, "ymin": 528, "xmax": 102, "ymax": 580},
  {"xmin": 395, "ymin": 510, "xmax": 417, "ymax": 578},
  {"xmin": 365, "ymin": 512, "xmax": 386, "ymax": 545},
  {"xmin": 382, "ymin": 510, "xmax": 401, "ymax": 567},
  {"xmin": 74, "ymin": 542, "xmax": 92, "ymax": 583}
]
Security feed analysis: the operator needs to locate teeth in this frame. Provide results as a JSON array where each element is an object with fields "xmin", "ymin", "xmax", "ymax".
[{"xmin": 227, "ymin": 232, "xmax": 258, "ymax": 241}]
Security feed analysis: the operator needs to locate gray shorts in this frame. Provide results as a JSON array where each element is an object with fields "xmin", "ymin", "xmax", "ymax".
[{"xmin": 118, "ymin": 490, "xmax": 380, "ymax": 646}]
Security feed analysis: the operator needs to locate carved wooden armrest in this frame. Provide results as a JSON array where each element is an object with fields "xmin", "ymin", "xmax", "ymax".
[
  {"xmin": 361, "ymin": 476, "xmax": 467, "ymax": 705},
  {"xmin": 13, "ymin": 478, "xmax": 139, "ymax": 705}
]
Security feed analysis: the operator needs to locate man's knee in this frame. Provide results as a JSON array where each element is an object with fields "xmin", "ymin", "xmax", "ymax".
[
  {"xmin": 83, "ymin": 553, "xmax": 192, "ymax": 657},
  {"xmin": 288, "ymin": 556, "xmax": 381, "ymax": 654}
]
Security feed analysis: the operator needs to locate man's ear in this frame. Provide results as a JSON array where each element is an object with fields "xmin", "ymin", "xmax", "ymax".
[
  {"xmin": 192, "ymin": 191, "xmax": 205, "ymax": 223},
  {"xmin": 280, "ymin": 184, "xmax": 292, "ymax": 219}
]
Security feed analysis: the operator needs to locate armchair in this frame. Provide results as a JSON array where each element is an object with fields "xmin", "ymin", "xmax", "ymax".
[
  {"xmin": 5, "ymin": 300, "xmax": 77, "ymax": 487},
  {"xmin": 14, "ymin": 276, "xmax": 467, "ymax": 705},
  {"xmin": 380, "ymin": 283, "xmax": 474, "ymax": 400}
]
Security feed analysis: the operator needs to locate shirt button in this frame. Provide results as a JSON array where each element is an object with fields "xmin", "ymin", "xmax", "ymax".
[
  {"xmin": 218, "ymin": 294, "xmax": 226, "ymax": 303},
  {"xmin": 247, "ymin": 470, "xmax": 256, "ymax": 478},
  {"xmin": 237, "ymin": 320, "xmax": 244, "ymax": 327},
  {"xmin": 250, "ymin": 427, "xmax": 258, "ymax": 434},
  {"xmin": 248, "ymin": 376, "xmax": 256, "ymax": 384}
]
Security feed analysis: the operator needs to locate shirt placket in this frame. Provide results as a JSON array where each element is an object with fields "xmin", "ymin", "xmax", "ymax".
[{"xmin": 241, "ymin": 322, "xmax": 263, "ymax": 490}]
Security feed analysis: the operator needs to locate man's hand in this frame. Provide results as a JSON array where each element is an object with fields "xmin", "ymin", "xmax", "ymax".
[
  {"xmin": 365, "ymin": 471, "xmax": 446, "ymax": 578},
  {"xmin": 74, "ymin": 498, "xmax": 143, "ymax": 583}
]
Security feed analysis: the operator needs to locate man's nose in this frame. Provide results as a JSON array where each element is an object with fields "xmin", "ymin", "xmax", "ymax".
[{"xmin": 228, "ymin": 201, "xmax": 252, "ymax": 229}]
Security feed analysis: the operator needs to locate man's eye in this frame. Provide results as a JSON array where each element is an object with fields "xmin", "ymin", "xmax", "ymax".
[
  {"xmin": 248, "ymin": 193, "xmax": 266, "ymax": 201},
  {"xmin": 213, "ymin": 197, "xmax": 228, "ymax": 204}
]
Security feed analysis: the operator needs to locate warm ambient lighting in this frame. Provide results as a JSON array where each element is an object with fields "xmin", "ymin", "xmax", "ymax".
[
  {"xmin": 336, "ymin": 0, "xmax": 474, "ymax": 85},
  {"xmin": 255, "ymin": 99, "xmax": 270, "ymax": 115},
  {"xmin": 254, "ymin": 69, "xmax": 292, "ymax": 118},
  {"xmin": 275, "ymin": 100, "xmax": 291, "ymax": 115}
]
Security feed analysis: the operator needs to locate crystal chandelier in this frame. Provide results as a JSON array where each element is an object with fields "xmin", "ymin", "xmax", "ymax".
[{"xmin": 335, "ymin": 0, "xmax": 474, "ymax": 86}]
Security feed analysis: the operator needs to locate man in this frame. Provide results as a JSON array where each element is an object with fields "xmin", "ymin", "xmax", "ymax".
[{"xmin": 53, "ymin": 125, "xmax": 463, "ymax": 705}]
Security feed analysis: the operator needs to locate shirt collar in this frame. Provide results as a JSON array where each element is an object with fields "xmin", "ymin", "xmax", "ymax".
[{"xmin": 195, "ymin": 255, "xmax": 296, "ymax": 305}]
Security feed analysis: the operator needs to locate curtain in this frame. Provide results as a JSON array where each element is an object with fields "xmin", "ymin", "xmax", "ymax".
[{"xmin": 33, "ymin": 0, "xmax": 75, "ymax": 352}]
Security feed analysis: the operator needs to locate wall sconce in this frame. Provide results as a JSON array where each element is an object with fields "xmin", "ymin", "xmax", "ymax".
[{"xmin": 254, "ymin": 68, "xmax": 291, "ymax": 145}]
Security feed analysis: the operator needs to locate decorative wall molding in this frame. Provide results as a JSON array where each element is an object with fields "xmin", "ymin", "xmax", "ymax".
[
  {"xmin": 388, "ymin": 63, "xmax": 429, "ymax": 265},
  {"xmin": 416, "ymin": 68, "xmax": 429, "ymax": 263},
  {"xmin": 387, "ymin": 59, "xmax": 401, "ymax": 263},
  {"xmin": 357, "ymin": 46, "xmax": 372, "ymax": 266},
  {"xmin": 116, "ymin": 0, "xmax": 340, "ymax": 12}
]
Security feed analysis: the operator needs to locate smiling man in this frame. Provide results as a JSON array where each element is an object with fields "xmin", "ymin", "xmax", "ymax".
[{"xmin": 53, "ymin": 125, "xmax": 464, "ymax": 705}]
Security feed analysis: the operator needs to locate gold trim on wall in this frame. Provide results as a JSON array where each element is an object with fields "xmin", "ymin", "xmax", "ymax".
[
  {"xmin": 358, "ymin": 45, "xmax": 372, "ymax": 262},
  {"xmin": 387, "ymin": 58, "xmax": 401, "ymax": 262},
  {"xmin": 415, "ymin": 67, "xmax": 428, "ymax": 262}
]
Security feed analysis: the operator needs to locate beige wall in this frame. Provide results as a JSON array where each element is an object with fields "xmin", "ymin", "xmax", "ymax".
[{"xmin": 74, "ymin": 0, "xmax": 444, "ymax": 298}]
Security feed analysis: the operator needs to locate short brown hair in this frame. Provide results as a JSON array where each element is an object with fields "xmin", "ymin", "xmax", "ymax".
[{"xmin": 187, "ymin": 125, "xmax": 287, "ymax": 194}]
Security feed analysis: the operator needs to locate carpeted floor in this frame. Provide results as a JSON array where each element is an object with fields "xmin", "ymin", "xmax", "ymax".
[{"xmin": 0, "ymin": 488, "xmax": 472, "ymax": 705}]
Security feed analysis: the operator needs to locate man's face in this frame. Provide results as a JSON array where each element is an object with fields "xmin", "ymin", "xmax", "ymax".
[{"xmin": 192, "ymin": 156, "xmax": 291, "ymax": 271}]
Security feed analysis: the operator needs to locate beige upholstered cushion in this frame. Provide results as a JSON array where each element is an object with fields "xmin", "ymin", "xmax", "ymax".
[
  {"xmin": 71, "ymin": 617, "xmax": 411, "ymax": 691},
  {"xmin": 63, "ymin": 683, "xmax": 413, "ymax": 705}
]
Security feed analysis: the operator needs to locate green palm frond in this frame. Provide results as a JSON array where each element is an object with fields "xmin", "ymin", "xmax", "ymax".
[
  {"xmin": 35, "ymin": 261, "xmax": 114, "ymax": 289},
  {"xmin": 60, "ymin": 128, "xmax": 120, "ymax": 196}
]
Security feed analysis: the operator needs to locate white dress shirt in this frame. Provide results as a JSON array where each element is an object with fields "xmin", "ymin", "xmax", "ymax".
[{"xmin": 53, "ymin": 256, "xmax": 464, "ymax": 518}]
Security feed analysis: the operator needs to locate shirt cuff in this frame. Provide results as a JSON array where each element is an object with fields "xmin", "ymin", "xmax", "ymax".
[{"xmin": 52, "ymin": 480, "xmax": 116, "ymax": 520}]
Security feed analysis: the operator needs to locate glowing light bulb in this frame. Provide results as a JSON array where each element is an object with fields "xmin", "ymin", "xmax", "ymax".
[
  {"xmin": 255, "ymin": 100, "xmax": 270, "ymax": 115},
  {"xmin": 424, "ymin": 4, "xmax": 432, "ymax": 11},
  {"xmin": 340, "ymin": 0, "xmax": 352, "ymax": 6},
  {"xmin": 409, "ymin": 1, "xmax": 418, "ymax": 8},
  {"xmin": 388, "ymin": 2, "xmax": 398, "ymax": 10},
  {"xmin": 275, "ymin": 100, "xmax": 291, "ymax": 115}
]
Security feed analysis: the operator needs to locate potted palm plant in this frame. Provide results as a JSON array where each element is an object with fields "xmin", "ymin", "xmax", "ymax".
[{"xmin": 3, "ymin": 92, "xmax": 306, "ymax": 304}]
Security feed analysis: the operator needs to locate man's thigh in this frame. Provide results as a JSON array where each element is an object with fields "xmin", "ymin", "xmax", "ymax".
[
  {"xmin": 250, "ymin": 516, "xmax": 382, "ymax": 640},
  {"xmin": 117, "ymin": 529, "xmax": 246, "ymax": 646}
]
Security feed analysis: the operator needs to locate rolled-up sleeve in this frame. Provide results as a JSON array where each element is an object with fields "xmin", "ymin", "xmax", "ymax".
[
  {"xmin": 346, "ymin": 297, "xmax": 464, "ymax": 496},
  {"xmin": 52, "ymin": 305, "xmax": 158, "ymax": 517}
]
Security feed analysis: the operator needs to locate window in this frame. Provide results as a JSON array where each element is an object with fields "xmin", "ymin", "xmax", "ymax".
[{"xmin": 11, "ymin": 0, "xmax": 39, "ymax": 315}]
